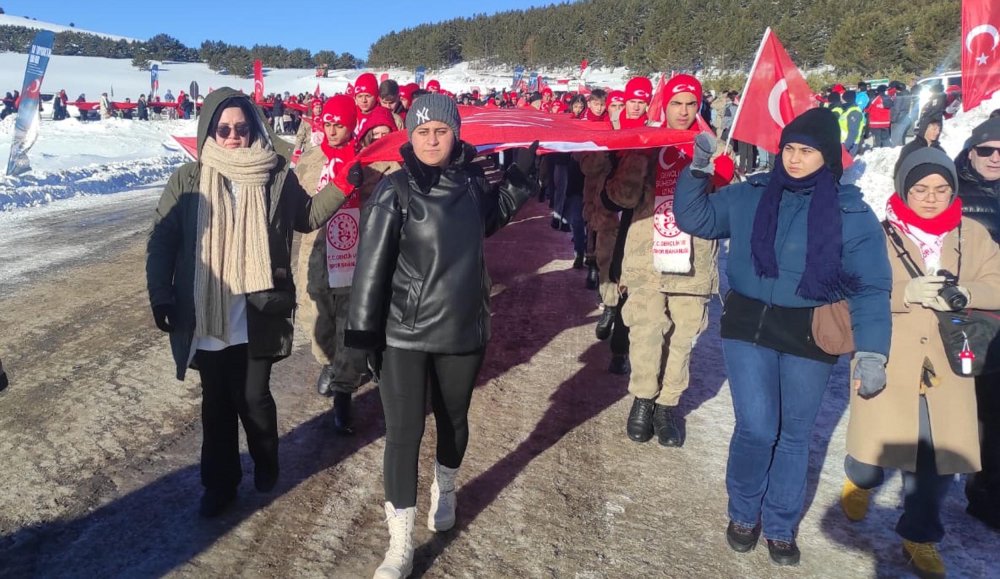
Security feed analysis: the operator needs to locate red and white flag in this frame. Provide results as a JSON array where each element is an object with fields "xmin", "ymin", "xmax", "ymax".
[
  {"xmin": 647, "ymin": 74, "xmax": 668, "ymax": 126},
  {"xmin": 962, "ymin": 0, "xmax": 1000, "ymax": 111},
  {"xmin": 729, "ymin": 28, "xmax": 814, "ymax": 154},
  {"xmin": 253, "ymin": 59, "xmax": 263, "ymax": 104},
  {"xmin": 314, "ymin": 83, "xmax": 321, "ymax": 98}
]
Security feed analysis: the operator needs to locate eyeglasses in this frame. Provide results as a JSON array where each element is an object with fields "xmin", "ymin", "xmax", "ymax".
[
  {"xmin": 973, "ymin": 145, "xmax": 1000, "ymax": 158},
  {"xmin": 908, "ymin": 186, "xmax": 953, "ymax": 201},
  {"xmin": 215, "ymin": 123, "xmax": 250, "ymax": 139}
]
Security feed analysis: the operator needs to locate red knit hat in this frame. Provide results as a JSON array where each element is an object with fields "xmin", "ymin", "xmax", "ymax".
[
  {"xmin": 321, "ymin": 94, "xmax": 357, "ymax": 129},
  {"xmin": 426, "ymin": 79, "xmax": 441, "ymax": 93},
  {"xmin": 608, "ymin": 90, "xmax": 626, "ymax": 105},
  {"xmin": 354, "ymin": 73, "xmax": 378, "ymax": 97},
  {"xmin": 542, "ymin": 87, "xmax": 553, "ymax": 97},
  {"xmin": 359, "ymin": 105, "xmax": 397, "ymax": 140},
  {"xmin": 663, "ymin": 73, "xmax": 703, "ymax": 104},
  {"xmin": 624, "ymin": 77, "xmax": 653, "ymax": 103}
]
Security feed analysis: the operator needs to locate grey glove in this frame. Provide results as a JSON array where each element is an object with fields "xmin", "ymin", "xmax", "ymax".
[
  {"xmin": 903, "ymin": 275, "xmax": 945, "ymax": 306},
  {"xmin": 691, "ymin": 132, "xmax": 718, "ymax": 176},
  {"xmin": 852, "ymin": 352, "xmax": 887, "ymax": 399}
]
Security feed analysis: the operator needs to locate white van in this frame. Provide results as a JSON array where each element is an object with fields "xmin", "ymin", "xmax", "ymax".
[{"xmin": 914, "ymin": 71, "xmax": 962, "ymax": 112}]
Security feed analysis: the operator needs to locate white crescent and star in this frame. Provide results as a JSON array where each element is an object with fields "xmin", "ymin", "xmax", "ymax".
[
  {"xmin": 966, "ymin": 23, "xmax": 1000, "ymax": 65},
  {"xmin": 768, "ymin": 79, "xmax": 789, "ymax": 128}
]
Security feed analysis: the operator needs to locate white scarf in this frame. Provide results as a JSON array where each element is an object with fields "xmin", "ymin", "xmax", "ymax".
[{"xmin": 885, "ymin": 200, "xmax": 948, "ymax": 272}]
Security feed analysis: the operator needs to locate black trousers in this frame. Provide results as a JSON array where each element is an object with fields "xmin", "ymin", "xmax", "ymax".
[
  {"xmin": 971, "ymin": 373, "xmax": 1000, "ymax": 500},
  {"xmin": 195, "ymin": 344, "xmax": 276, "ymax": 492},
  {"xmin": 379, "ymin": 346, "xmax": 485, "ymax": 508},
  {"xmin": 610, "ymin": 304, "xmax": 630, "ymax": 356}
]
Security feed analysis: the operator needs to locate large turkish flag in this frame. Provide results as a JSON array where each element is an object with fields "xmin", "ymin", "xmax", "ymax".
[{"xmin": 962, "ymin": 0, "xmax": 1000, "ymax": 111}]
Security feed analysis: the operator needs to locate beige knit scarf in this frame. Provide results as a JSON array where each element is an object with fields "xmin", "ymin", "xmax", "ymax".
[{"xmin": 194, "ymin": 138, "xmax": 279, "ymax": 341}]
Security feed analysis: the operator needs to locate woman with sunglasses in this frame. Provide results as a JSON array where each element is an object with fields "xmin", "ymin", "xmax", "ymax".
[
  {"xmin": 146, "ymin": 88, "xmax": 352, "ymax": 518},
  {"xmin": 841, "ymin": 147, "xmax": 1000, "ymax": 578}
]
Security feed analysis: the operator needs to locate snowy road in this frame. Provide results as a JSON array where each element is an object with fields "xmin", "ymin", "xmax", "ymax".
[
  {"xmin": 0, "ymin": 193, "xmax": 996, "ymax": 578},
  {"xmin": 0, "ymin": 186, "xmax": 161, "ymax": 298}
]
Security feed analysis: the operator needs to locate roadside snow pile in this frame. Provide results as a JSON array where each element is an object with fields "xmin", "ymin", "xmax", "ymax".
[{"xmin": 0, "ymin": 116, "xmax": 193, "ymax": 211}]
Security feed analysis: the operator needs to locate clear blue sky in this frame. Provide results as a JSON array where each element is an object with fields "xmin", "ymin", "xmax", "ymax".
[{"xmin": 3, "ymin": 0, "xmax": 564, "ymax": 58}]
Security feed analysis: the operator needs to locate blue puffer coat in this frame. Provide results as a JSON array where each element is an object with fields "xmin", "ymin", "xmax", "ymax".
[{"xmin": 674, "ymin": 168, "xmax": 892, "ymax": 356}]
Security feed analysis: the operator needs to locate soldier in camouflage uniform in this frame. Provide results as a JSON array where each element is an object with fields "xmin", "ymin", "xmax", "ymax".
[{"xmin": 605, "ymin": 74, "xmax": 733, "ymax": 447}]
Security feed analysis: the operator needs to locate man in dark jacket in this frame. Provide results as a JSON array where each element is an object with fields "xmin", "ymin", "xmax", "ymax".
[
  {"xmin": 889, "ymin": 81, "xmax": 919, "ymax": 147},
  {"xmin": 956, "ymin": 117, "xmax": 1000, "ymax": 531}
]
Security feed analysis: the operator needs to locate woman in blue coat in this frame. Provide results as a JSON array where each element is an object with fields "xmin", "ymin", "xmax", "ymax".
[{"xmin": 674, "ymin": 108, "xmax": 892, "ymax": 566}]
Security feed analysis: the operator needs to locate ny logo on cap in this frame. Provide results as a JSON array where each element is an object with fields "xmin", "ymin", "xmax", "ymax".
[{"xmin": 415, "ymin": 107, "xmax": 430, "ymax": 124}]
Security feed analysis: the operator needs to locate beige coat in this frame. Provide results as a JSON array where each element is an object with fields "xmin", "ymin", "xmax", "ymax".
[
  {"xmin": 847, "ymin": 217, "xmax": 1000, "ymax": 474},
  {"xmin": 605, "ymin": 149, "xmax": 718, "ymax": 295}
]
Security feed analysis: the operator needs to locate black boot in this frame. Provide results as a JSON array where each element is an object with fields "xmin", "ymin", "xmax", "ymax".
[
  {"xmin": 332, "ymin": 391, "xmax": 354, "ymax": 435},
  {"xmin": 254, "ymin": 463, "xmax": 279, "ymax": 492},
  {"xmin": 560, "ymin": 221, "xmax": 571, "ymax": 232},
  {"xmin": 626, "ymin": 397, "xmax": 655, "ymax": 443},
  {"xmin": 585, "ymin": 264, "xmax": 599, "ymax": 290},
  {"xmin": 551, "ymin": 217, "xmax": 561, "ymax": 229},
  {"xmin": 608, "ymin": 354, "xmax": 631, "ymax": 375},
  {"xmin": 0, "ymin": 359, "xmax": 7, "ymax": 393},
  {"xmin": 766, "ymin": 539, "xmax": 800, "ymax": 566},
  {"xmin": 966, "ymin": 476, "xmax": 1000, "ymax": 530},
  {"xmin": 652, "ymin": 404, "xmax": 683, "ymax": 447},
  {"xmin": 595, "ymin": 306, "xmax": 616, "ymax": 341},
  {"xmin": 725, "ymin": 521, "xmax": 760, "ymax": 553},
  {"xmin": 316, "ymin": 364, "xmax": 335, "ymax": 396},
  {"xmin": 572, "ymin": 253, "xmax": 584, "ymax": 269},
  {"xmin": 199, "ymin": 487, "xmax": 237, "ymax": 518}
]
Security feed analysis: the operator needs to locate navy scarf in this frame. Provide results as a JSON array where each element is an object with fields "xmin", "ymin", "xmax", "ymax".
[{"xmin": 750, "ymin": 162, "xmax": 846, "ymax": 301}]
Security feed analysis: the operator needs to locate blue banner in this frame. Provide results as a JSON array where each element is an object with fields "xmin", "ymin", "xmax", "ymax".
[
  {"xmin": 414, "ymin": 66, "xmax": 426, "ymax": 88},
  {"xmin": 527, "ymin": 71, "xmax": 538, "ymax": 91},
  {"xmin": 150, "ymin": 64, "xmax": 159, "ymax": 96},
  {"xmin": 512, "ymin": 65, "xmax": 524, "ymax": 89},
  {"xmin": 6, "ymin": 30, "xmax": 54, "ymax": 177}
]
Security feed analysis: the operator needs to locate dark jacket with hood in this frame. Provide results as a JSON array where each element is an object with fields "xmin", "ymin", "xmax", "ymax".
[
  {"xmin": 956, "ymin": 148, "xmax": 1000, "ymax": 243},
  {"xmin": 895, "ymin": 134, "xmax": 944, "ymax": 178},
  {"xmin": 345, "ymin": 141, "xmax": 537, "ymax": 353},
  {"xmin": 146, "ymin": 88, "xmax": 349, "ymax": 380}
]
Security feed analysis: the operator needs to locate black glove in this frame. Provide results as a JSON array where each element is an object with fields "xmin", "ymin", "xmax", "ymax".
[
  {"xmin": 151, "ymin": 304, "xmax": 176, "ymax": 333},
  {"xmin": 512, "ymin": 140, "xmax": 540, "ymax": 177},
  {"xmin": 347, "ymin": 161, "xmax": 364, "ymax": 188},
  {"xmin": 366, "ymin": 349, "xmax": 384, "ymax": 383}
]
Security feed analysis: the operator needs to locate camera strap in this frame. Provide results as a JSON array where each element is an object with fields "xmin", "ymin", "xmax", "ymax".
[{"xmin": 882, "ymin": 220, "xmax": 926, "ymax": 279}]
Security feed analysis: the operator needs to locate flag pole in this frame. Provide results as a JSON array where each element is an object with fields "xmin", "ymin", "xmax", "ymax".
[{"xmin": 727, "ymin": 27, "xmax": 770, "ymax": 152}]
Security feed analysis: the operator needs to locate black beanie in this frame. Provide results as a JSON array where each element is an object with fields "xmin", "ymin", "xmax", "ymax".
[
  {"xmin": 779, "ymin": 107, "xmax": 844, "ymax": 178},
  {"xmin": 965, "ymin": 117, "xmax": 1000, "ymax": 149},
  {"xmin": 904, "ymin": 163, "xmax": 956, "ymax": 195}
]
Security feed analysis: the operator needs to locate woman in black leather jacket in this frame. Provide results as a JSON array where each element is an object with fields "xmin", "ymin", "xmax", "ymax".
[{"xmin": 345, "ymin": 94, "xmax": 538, "ymax": 578}]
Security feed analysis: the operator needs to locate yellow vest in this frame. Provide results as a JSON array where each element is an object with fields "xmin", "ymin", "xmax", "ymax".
[{"xmin": 837, "ymin": 105, "xmax": 863, "ymax": 144}]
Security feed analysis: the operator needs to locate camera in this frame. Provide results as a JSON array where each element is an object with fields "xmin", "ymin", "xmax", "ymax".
[{"xmin": 937, "ymin": 269, "xmax": 968, "ymax": 310}]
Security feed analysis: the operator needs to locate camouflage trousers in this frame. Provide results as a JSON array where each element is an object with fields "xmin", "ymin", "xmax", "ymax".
[
  {"xmin": 595, "ymin": 228, "xmax": 620, "ymax": 307},
  {"xmin": 621, "ymin": 289, "xmax": 709, "ymax": 406},
  {"xmin": 298, "ymin": 287, "xmax": 370, "ymax": 394}
]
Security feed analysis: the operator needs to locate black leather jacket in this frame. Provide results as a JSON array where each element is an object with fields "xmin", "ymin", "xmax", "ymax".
[
  {"xmin": 956, "ymin": 149, "xmax": 1000, "ymax": 244},
  {"xmin": 345, "ymin": 141, "xmax": 537, "ymax": 353}
]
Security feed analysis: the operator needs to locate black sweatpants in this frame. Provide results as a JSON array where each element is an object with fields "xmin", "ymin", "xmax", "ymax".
[
  {"xmin": 195, "ymin": 344, "xmax": 276, "ymax": 492},
  {"xmin": 380, "ymin": 346, "xmax": 485, "ymax": 508}
]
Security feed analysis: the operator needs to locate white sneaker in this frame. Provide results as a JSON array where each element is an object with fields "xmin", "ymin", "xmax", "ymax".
[
  {"xmin": 373, "ymin": 502, "xmax": 414, "ymax": 579},
  {"xmin": 427, "ymin": 462, "xmax": 458, "ymax": 532}
]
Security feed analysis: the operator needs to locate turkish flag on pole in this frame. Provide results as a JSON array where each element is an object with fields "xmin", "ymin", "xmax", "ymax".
[
  {"xmin": 962, "ymin": 0, "xmax": 1000, "ymax": 111},
  {"xmin": 253, "ymin": 59, "xmax": 263, "ymax": 104},
  {"xmin": 314, "ymin": 83, "xmax": 321, "ymax": 98},
  {"xmin": 647, "ymin": 74, "xmax": 668, "ymax": 125},
  {"xmin": 729, "ymin": 28, "xmax": 814, "ymax": 154}
]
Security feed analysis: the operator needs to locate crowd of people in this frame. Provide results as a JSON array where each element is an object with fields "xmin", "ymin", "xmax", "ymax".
[{"xmin": 136, "ymin": 68, "xmax": 1000, "ymax": 579}]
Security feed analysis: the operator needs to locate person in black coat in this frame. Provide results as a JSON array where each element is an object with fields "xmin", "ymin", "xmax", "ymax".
[
  {"xmin": 955, "ymin": 117, "xmax": 1000, "ymax": 531},
  {"xmin": 345, "ymin": 93, "xmax": 538, "ymax": 577},
  {"xmin": 894, "ymin": 115, "xmax": 944, "ymax": 177}
]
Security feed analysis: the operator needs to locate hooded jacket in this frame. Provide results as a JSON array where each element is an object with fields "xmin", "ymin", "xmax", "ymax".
[
  {"xmin": 345, "ymin": 142, "xmax": 537, "ymax": 353},
  {"xmin": 146, "ymin": 88, "xmax": 349, "ymax": 379}
]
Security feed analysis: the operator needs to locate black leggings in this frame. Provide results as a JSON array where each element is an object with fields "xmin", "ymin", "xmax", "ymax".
[
  {"xmin": 195, "ymin": 344, "xmax": 276, "ymax": 491},
  {"xmin": 379, "ymin": 346, "xmax": 485, "ymax": 508}
]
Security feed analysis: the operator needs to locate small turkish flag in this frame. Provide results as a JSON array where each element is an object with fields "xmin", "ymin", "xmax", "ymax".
[
  {"xmin": 962, "ymin": 0, "xmax": 1000, "ymax": 111},
  {"xmin": 730, "ymin": 27, "xmax": 852, "ymax": 169}
]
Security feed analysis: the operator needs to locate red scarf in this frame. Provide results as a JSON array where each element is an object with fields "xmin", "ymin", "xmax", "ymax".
[
  {"xmin": 318, "ymin": 139, "xmax": 356, "ymax": 192},
  {"xmin": 887, "ymin": 194, "xmax": 962, "ymax": 235}
]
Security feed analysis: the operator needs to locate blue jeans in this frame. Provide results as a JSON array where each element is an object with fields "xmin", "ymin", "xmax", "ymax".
[
  {"xmin": 845, "ymin": 396, "xmax": 953, "ymax": 543},
  {"xmin": 723, "ymin": 339, "xmax": 834, "ymax": 541}
]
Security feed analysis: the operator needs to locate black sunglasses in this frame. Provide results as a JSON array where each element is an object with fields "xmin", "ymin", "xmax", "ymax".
[
  {"xmin": 216, "ymin": 123, "xmax": 250, "ymax": 139},
  {"xmin": 974, "ymin": 145, "xmax": 1000, "ymax": 158}
]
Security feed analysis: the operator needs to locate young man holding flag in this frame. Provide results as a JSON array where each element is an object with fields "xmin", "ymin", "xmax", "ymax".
[{"xmin": 607, "ymin": 74, "xmax": 733, "ymax": 447}]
